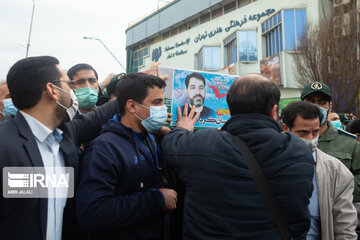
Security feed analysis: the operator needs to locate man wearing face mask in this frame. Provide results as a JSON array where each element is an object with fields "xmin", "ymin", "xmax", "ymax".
[
  {"xmin": 301, "ymin": 82, "xmax": 360, "ymax": 230},
  {"xmin": 328, "ymin": 112, "xmax": 344, "ymax": 129},
  {"xmin": 0, "ymin": 80, "xmax": 18, "ymax": 121},
  {"xmin": 76, "ymin": 72, "xmax": 177, "ymax": 239},
  {"xmin": 67, "ymin": 63, "xmax": 101, "ymax": 114},
  {"xmin": 0, "ymin": 56, "xmax": 119, "ymax": 240},
  {"xmin": 282, "ymin": 101, "xmax": 357, "ymax": 240},
  {"xmin": 328, "ymin": 112, "xmax": 358, "ymax": 138}
]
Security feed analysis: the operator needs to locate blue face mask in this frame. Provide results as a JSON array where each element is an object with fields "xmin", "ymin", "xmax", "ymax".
[
  {"xmin": 331, "ymin": 119, "xmax": 343, "ymax": 129},
  {"xmin": 135, "ymin": 103, "xmax": 168, "ymax": 133},
  {"xmin": 0, "ymin": 98, "xmax": 18, "ymax": 116},
  {"xmin": 318, "ymin": 106, "xmax": 328, "ymax": 125}
]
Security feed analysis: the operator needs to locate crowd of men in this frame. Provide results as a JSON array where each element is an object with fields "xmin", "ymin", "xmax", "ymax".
[{"xmin": 1, "ymin": 55, "xmax": 360, "ymax": 240}]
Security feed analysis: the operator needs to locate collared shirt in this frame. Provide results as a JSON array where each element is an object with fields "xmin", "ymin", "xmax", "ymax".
[
  {"xmin": 20, "ymin": 111, "xmax": 67, "ymax": 240},
  {"xmin": 306, "ymin": 150, "xmax": 321, "ymax": 240}
]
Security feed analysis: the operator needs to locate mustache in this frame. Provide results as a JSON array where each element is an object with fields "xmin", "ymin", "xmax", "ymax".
[{"xmin": 193, "ymin": 95, "xmax": 204, "ymax": 100}]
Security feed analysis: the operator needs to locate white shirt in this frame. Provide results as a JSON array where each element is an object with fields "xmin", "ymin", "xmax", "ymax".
[{"xmin": 20, "ymin": 111, "xmax": 67, "ymax": 240}]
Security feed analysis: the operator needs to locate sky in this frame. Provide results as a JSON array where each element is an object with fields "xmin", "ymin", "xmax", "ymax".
[{"xmin": 0, "ymin": 0, "xmax": 169, "ymax": 82}]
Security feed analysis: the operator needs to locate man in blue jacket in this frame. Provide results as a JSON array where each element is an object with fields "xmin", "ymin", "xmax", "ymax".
[
  {"xmin": 76, "ymin": 72, "xmax": 177, "ymax": 239},
  {"xmin": 162, "ymin": 73, "xmax": 314, "ymax": 239}
]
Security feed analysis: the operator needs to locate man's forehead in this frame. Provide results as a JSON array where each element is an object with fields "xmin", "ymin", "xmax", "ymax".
[
  {"xmin": 294, "ymin": 115, "xmax": 320, "ymax": 126},
  {"xmin": 73, "ymin": 69, "xmax": 97, "ymax": 79},
  {"xmin": 189, "ymin": 77, "xmax": 204, "ymax": 85}
]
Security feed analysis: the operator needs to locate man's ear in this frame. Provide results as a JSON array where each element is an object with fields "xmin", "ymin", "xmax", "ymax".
[
  {"xmin": 126, "ymin": 99, "xmax": 137, "ymax": 114},
  {"xmin": 45, "ymin": 82, "xmax": 60, "ymax": 102},
  {"xmin": 282, "ymin": 123, "xmax": 289, "ymax": 133},
  {"xmin": 269, "ymin": 104, "xmax": 278, "ymax": 121},
  {"xmin": 329, "ymin": 101, "xmax": 333, "ymax": 112}
]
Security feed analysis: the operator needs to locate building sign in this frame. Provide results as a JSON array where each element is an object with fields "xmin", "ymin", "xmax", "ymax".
[
  {"xmin": 225, "ymin": 8, "xmax": 275, "ymax": 32},
  {"xmin": 194, "ymin": 27, "xmax": 223, "ymax": 43},
  {"xmin": 260, "ymin": 55, "xmax": 281, "ymax": 86},
  {"xmin": 165, "ymin": 38, "xmax": 190, "ymax": 51},
  {"xmin": 151, "ymin": 47, "xmax": 162, "ymax": 62},
  {"xmin": 151, "ymin": 8, "xmax": 276, "ymax": 62},
  {"xmin": 167, "ymin": 50, "xmax": 188, "ymax": 59}
]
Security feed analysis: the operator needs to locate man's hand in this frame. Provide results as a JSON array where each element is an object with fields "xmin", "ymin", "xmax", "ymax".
[
  {"xmin": 166, "ymin": 112, "xmax": 173, "ymax": 124},
  {"xmin": 176, "ymin": 104, "xmax": 200, "ymax": 132},
  {"xmin": 159, "ymin": 188, "xmax": 177, "ymax": 211},
  {"xmin": 99, "ymin": 73, "xmax": 117, "ymax": 89},
  {"xmin": 143, "ymin": 62, "xmax": 169, "ymax": 80},
  {"xmin": 154, "ymin": 126, "xmax": 171, "ymax": 136}
]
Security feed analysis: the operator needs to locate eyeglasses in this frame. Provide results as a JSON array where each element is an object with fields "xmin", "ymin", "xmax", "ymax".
[
  {"xmin": 51, "ymin": 80, "xmax": 75, "ymax": 89},
  {"xmin": 72, "ymin": 78, "xmax": 98, "ymax": 86}
]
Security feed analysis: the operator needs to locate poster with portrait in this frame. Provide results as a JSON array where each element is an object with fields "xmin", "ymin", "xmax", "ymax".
[
  {"xmin": 260, "ymin": 55, "xmax": 281, "ymax": 86},
  {"xmin": 158, "ymin": 67, "xmax": 238, "ymax": 128}
]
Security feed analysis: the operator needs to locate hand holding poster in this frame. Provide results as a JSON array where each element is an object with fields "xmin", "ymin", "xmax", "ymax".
[{"xmin": 158, "ymin": 67, "xmax": 238, "ymax": 128}]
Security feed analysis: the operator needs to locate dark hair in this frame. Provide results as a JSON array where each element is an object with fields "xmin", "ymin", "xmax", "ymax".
[
  {"xmin": 7, "ymin": 56, "xmax": 61, "ymax": 109},
  {"xmin": 185, "ymin": 72, "xmax": 205, "ymax": 88},
  {"xmin": 347, "ymin": 119, "xmax": 360, "ymax": 134},
  {"xmin": 227, "ymin": 74, "xmax": 280, "ymax": 116},
  {"xmin": 116, "ymin": 73, "xmax": 166, "ymax": 114},
  {"xmin": 67, "ymin": 63, "xmax": 98, "ymax": 80},
  {"xmin": 281, "ymin": 101, "xmax": 323, "ymax": 129}
]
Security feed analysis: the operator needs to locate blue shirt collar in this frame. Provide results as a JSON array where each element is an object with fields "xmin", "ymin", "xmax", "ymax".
[{"xmin": 20, "ymin": 111, "xmax": 63, "ymax": 143}]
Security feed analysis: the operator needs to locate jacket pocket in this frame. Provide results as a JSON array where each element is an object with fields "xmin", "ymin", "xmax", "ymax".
[{"xmin": 327, "ymin": 151, "xmax": 352, "ymax": 169}]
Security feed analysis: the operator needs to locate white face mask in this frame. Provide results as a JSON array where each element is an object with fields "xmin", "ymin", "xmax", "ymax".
[
  {"xmin": 300, "ymin": 136, "xmax": 319, "ymax": 152},
  {"xmin": 52, "ymin": 84, "xmax": 79, "ymax": 120}
]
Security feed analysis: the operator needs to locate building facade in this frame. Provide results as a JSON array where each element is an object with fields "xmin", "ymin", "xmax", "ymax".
[{"xmin": 125, "ymin": 0, "xmax": 334, "ymax": 101}]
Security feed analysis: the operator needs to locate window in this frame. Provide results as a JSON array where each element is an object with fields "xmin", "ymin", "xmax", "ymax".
[
  {"xmin": 211, "ymin": 8, "xmax": 223, "ymax": 19},
  {"xmin": 284, "ymin": 9, "xmax": 306, "ymax": 50},
  {"xmin": 179, "ymin": 23, "xmax": 187, "ymax": 33},
  {"xmin": 238, "ymin": 30, "xmax": 258, "ymax": 61},
  {"xmin": 262, "ymin": 12, "xmax": 283, "ymax": 57},
  {"xmin": 238, "ymin": 0, "xmax": 251, "ymax": 8},
  {"xmin": 200, "ymin": 13, "xmax": 210, "ymax": 24},
  {"xmin": 133, "ymin": 47, "xmax": 149, "ymax": 72},
  {"xmin": 196, "ymin": 46, "xmax": 221, "ymax": 71},
  {"xmin": 188, "ymin": 18, "xmax": 199, "ymax": 29},
  {"xmin": 224, "ymin": 1, "xmax": 236, "ymax": 14},
  {"xmin": 224, "ymin": 30, "xmax": 258, "ymax": 65},
  {"xmin": 224, "ymin": 32, "xmax": 237, "ymax": 66},
  {"xmin": 163, "ymin": 31, "xmax": 170, "ymax": 40},
  {"xmin": 262, "ymin": 9, "xmax": 306, "ymax": 57},
  {"xmin": 171, "ymin": 28, "xmax": 178, "ymax": 36}
]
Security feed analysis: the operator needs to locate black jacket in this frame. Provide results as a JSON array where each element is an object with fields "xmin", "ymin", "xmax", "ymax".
[
  {"xmin": 76, "ymin": 114, "xmax": 166, "ymax": 240},
  {"xmin": 162, "ymin": 114, "xmax": 314, "ymax": 240},
  {"xmin": 0, "ymin": 100, "xmax": 118, "ymax": 240}
]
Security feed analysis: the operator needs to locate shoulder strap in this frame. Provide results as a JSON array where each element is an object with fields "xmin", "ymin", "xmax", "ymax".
[{"xmin": 232, "ymin": 135, "xmax": 292, "ymax": 240}]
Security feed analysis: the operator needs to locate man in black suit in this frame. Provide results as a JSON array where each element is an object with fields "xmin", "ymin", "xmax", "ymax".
[
  {"xmin": 0, "ymin": 56, "xmax": 118, "ymax": 240},
  {"xmin": 180, "ymin": 72, "xmax": 216, "ymax": 119}
]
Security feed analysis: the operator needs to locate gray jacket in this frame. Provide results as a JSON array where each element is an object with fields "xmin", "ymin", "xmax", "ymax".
[{"xmin": 316, "ymin": 148, "xmax": 357, "ymax": 240}]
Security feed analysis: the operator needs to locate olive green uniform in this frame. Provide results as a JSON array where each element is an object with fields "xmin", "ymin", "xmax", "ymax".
[{"xmin": 318, "ymin": 122, "xmax": 360, "ymax": 202}]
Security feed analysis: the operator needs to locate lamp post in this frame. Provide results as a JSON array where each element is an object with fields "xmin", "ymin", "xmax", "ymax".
[
  {"xmin": 26, "ymin": 0, "xmax": 36, "ymax": 58},
  {"xmin": 83, "ymin": 36, "xmax": 126, "ymax": 72}
]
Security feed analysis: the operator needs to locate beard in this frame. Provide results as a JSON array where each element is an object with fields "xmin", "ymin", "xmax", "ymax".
[
  {"xmin": 189, "ymin": 95, "xmax": 204, "ymax": 107},
  {"xmin": 55, "ymin": 92, "xmax": 71, "ymax": 122}
]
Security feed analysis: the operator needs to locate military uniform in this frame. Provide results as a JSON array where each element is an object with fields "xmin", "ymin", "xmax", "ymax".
[{"xmin": 318, "ymin": 122, "xmax": 360, "ymax": 202}]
